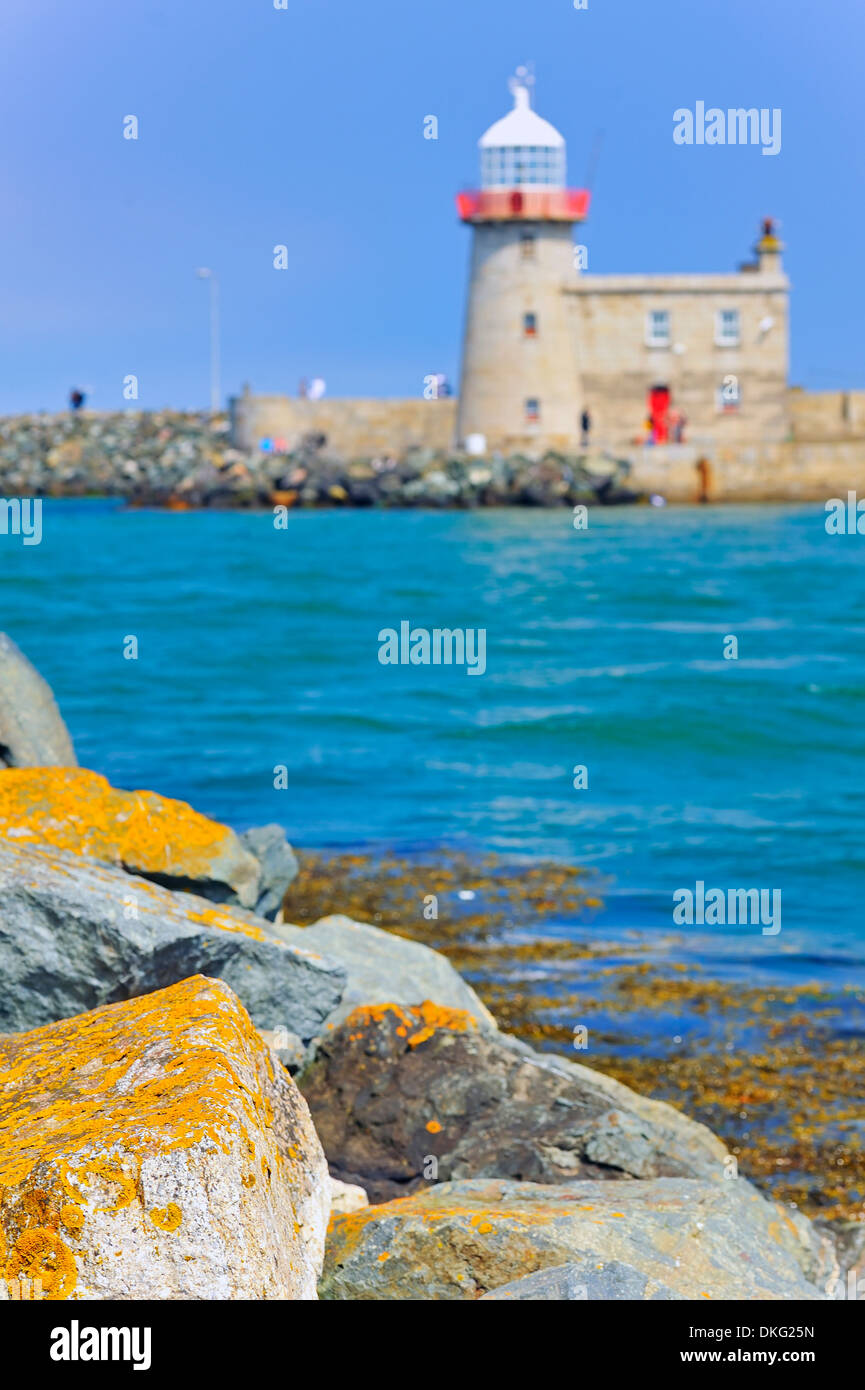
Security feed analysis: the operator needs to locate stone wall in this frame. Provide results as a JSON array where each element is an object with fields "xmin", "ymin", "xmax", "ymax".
[
  {"xmin": 621, "ymin": 439, "xmax": 865, "ymax": 503},
  {"xmin": 789, "ymin": 389, "xmax": 865, "ymax": 440},
  {"xmin": 228, "ymin": 393, "xmax": 865, "ymax": 502},
  {"xmin": 230, "ymin": 393, "xmax": 457, "ymax": 457}
]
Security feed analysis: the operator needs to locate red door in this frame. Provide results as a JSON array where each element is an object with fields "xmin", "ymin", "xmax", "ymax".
[{"xmin": 648, "ymin": 385, "xmax": 671, "ymax": 444}]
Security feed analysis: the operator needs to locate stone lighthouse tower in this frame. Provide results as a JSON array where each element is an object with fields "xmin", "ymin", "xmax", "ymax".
[{"xmin": 456, "ymin": 70, "xmax": 590, "ymax": 453}]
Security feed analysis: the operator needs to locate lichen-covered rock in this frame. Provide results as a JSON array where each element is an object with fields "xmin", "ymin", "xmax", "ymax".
[
  {"xmin": 0, "ymin": 840, "xmax": 345, "ymax": 1038},
  {"xmin": 240, "ymin": 824, "xmax": 298, "ymax": 919},
  {"xmin": 300, "ymin": 1003, "xmax": 727, "ymax": 1201},
  {"xmin": 274, "ymin": 914, "xmax": 497, "ymax": 1033},
  {"xmin": 0, "ymin": 633, "xmax": 77, "ymax": 768},
  {"xmin": 0, "ymin": 766, "xmax": 260, "ymax": 906},
  {"xmin": 320, "ymin": 1178, "xmax": 831, "ymax": 1301},
  {"xmin": 0, "ymin": 976, "xmax": 330, "ymax": 1299},
  {"xmin": 479, "ymin": 1260, "xmax": 682, "ymax": 1300}
]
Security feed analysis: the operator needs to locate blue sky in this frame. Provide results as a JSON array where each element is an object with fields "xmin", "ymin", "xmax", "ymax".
[{"xmin": 1, "ymin": 0, "xmax": 863, "ymax": 413}]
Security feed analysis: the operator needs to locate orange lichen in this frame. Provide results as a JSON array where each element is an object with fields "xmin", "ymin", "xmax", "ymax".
[
  {"xmin": 0, "ymin": 977, "xmax": 282, "ymax": 1250},
  {"xmin": 183, "ymin": 904, "xmax": 270, "ymax": 944},
  {"xmin": 326, "ymin": 1190, "xmax": 622, "ymax": 1264},
  {"xmin": 63, "ymin": 1162, "xmax": 137, "ymax": 1214},
  {"xmin": 59, "ymin": 1204, "xmax": 85, "ymax": 1235},
  {"xmin": 0, "ymin": 767, "xmax": 247, "ymax": 882},
  {"xmin": 149, "ymin": 1203, "xmax": 182, "ymax": 1233},
  {"xmin": 343, "ymin": 1001, "xmax": 478, "ymax": 1047},
  {"xmin": 425, "ymin": 1121, "xmax": 442, "ymax": 1134},
  {"xmin": 5, "ymin": 1228, "xmax": 77, "ymax": 1300},
  {"xmin": 21, "ymin": 1189, "xmax": 56, "ymax": 1226}
]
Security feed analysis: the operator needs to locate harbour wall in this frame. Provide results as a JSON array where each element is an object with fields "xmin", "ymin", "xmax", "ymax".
[{"xmin": 230, "ymin": 389, "xmax": 865, "ymax": 502}]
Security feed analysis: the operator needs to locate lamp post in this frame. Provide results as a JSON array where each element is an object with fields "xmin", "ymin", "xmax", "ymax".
[{"xmin": 196, "ymin": 268, "xmax": 220, "ymax": 415}]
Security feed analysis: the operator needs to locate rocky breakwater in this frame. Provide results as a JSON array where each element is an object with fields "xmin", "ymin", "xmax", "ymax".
[
  {"xmin": 0, "ymin": 411, "xmax": 239, "ymax": 503},
  {"xmin": 0, "ymin": 634, "xmax": 855, "ymax": 1301},
  {"xmin": 0, "ymin": 410, "xmax": 640, "ymax": 508}
]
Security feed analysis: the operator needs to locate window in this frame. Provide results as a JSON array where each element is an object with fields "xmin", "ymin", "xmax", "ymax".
[
  {"xmin": 523, "ymin": 312, "xmax": 538, "ymax": 337},
  {"xmin": 716, "ymin": 308, "xmax": 741, "ymax": 346},
  {"xmin": 525, "ymin": 398, "xmax": 540, "ymax": 423},
  {"xmin": 480, "ymin": 145, "xmax": 566, "ymax": 189},
  {"xmin": 646, "ymin": 310, "xmax": 671, "ymax": 347},
  {"xmin": 520, "ymin": 233, "xmax": 536, "ymax": 260}
]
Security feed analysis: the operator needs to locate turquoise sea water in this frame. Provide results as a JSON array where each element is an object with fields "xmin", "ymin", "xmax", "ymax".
[{"xmin": 3, "ymin": 500, "xmax": 864, "ymax": 980}]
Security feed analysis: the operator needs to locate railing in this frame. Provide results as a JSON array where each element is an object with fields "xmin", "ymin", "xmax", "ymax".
[{"xmin": 456, "ymin": 188, "xmax": 591, "ymax": 223}]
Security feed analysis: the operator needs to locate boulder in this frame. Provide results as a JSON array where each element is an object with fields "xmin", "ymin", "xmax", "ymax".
[
  {"xmin": 320, "ymin": 1178, "xmax": 831, "ymax": 1301},
  {"xmin": 0, "ymin": 976, "xmax": 330, "ymax": 1299},
  {"xmin": 274, "ymin": 914, "xmax": 496, "ymax": 1033},
  {"xmin": 329, "ymin": 1179, "xmax": 369, "ymax": 1216},
  {"xmin": 300, "ymin": 1002, "xmax": 727, "ymax": 1202},
  {"xmin": 0, "ymin": 766, "xmax": 260, "ymax": 907},
  {"xmin": 0, "ymin": 839, "xmax": 345, "ymax": 1038},
  {"xmin": 0, "ymin": 633, "xmax": 77, "ymax": 768},
  {"xmin": 479, "ymin": 1260, "xmax": 682, "ymax": 1300},
  {"xmin": 815, "ymin": 1220, "xmax": 865, "ymax": 1300},
  {"xmin": 258, "ymin": 1027, "xmax": 308, "ymax": 1073},
  {"xmin": 240, "ymin": 824, "xmax": 298, "ymax": 919}
]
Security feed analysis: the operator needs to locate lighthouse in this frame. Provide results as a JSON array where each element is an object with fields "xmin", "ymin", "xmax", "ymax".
[{"xmin": 456, "ymin": 69, "xmax": 590, "ymax": 453}]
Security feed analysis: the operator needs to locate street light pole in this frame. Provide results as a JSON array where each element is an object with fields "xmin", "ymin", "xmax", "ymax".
[{"xmin": 196, "ymin": 268, "xmax": 220, "ymax": 415}]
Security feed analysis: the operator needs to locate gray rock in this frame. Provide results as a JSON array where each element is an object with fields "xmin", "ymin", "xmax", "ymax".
[
  {"xmin": 300, "ymin": 1004, "xmax": 729, "ymax": 1202},
  {"xmin": 258, "ymin": 1026, "xmax": 308, "ymax": 1073},
  {"xmin": 240, "ymin": 824, "xmax": 298, "ymax": 919},
  {"xmin": 814, "ymin": 1219, "xmax": 865, "ymax": 1300},
  {"xmin": 0, "ymin": 839, "xmax": 345, "ymax": 1038},
  {"xmin": 480, "ymin": 1260, "xmax": 682, "ymax": 1300},
  {"xmin": 273, "ymin": 913, "xmax": 497, "ymax": 1033},
  {"xmin": 0, "ymin": 632, "xmax": 77, "ymax": 767},
  {"xmin": 321, "ymin": 1177, "xmax": 832, "ymax": 1301},
  {"xmin": 328, "ymin": 1178, "xmax": 370, "ymax": 1215},
  {"xmin": 495, "ymin": 1032, "xmax": 737, "ymax": 1180}
]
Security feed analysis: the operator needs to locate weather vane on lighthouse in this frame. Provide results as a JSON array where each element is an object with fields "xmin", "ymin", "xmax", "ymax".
[{"xmin": 508, "ymin": 63, "xmax": 535, "ymax": 103}]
